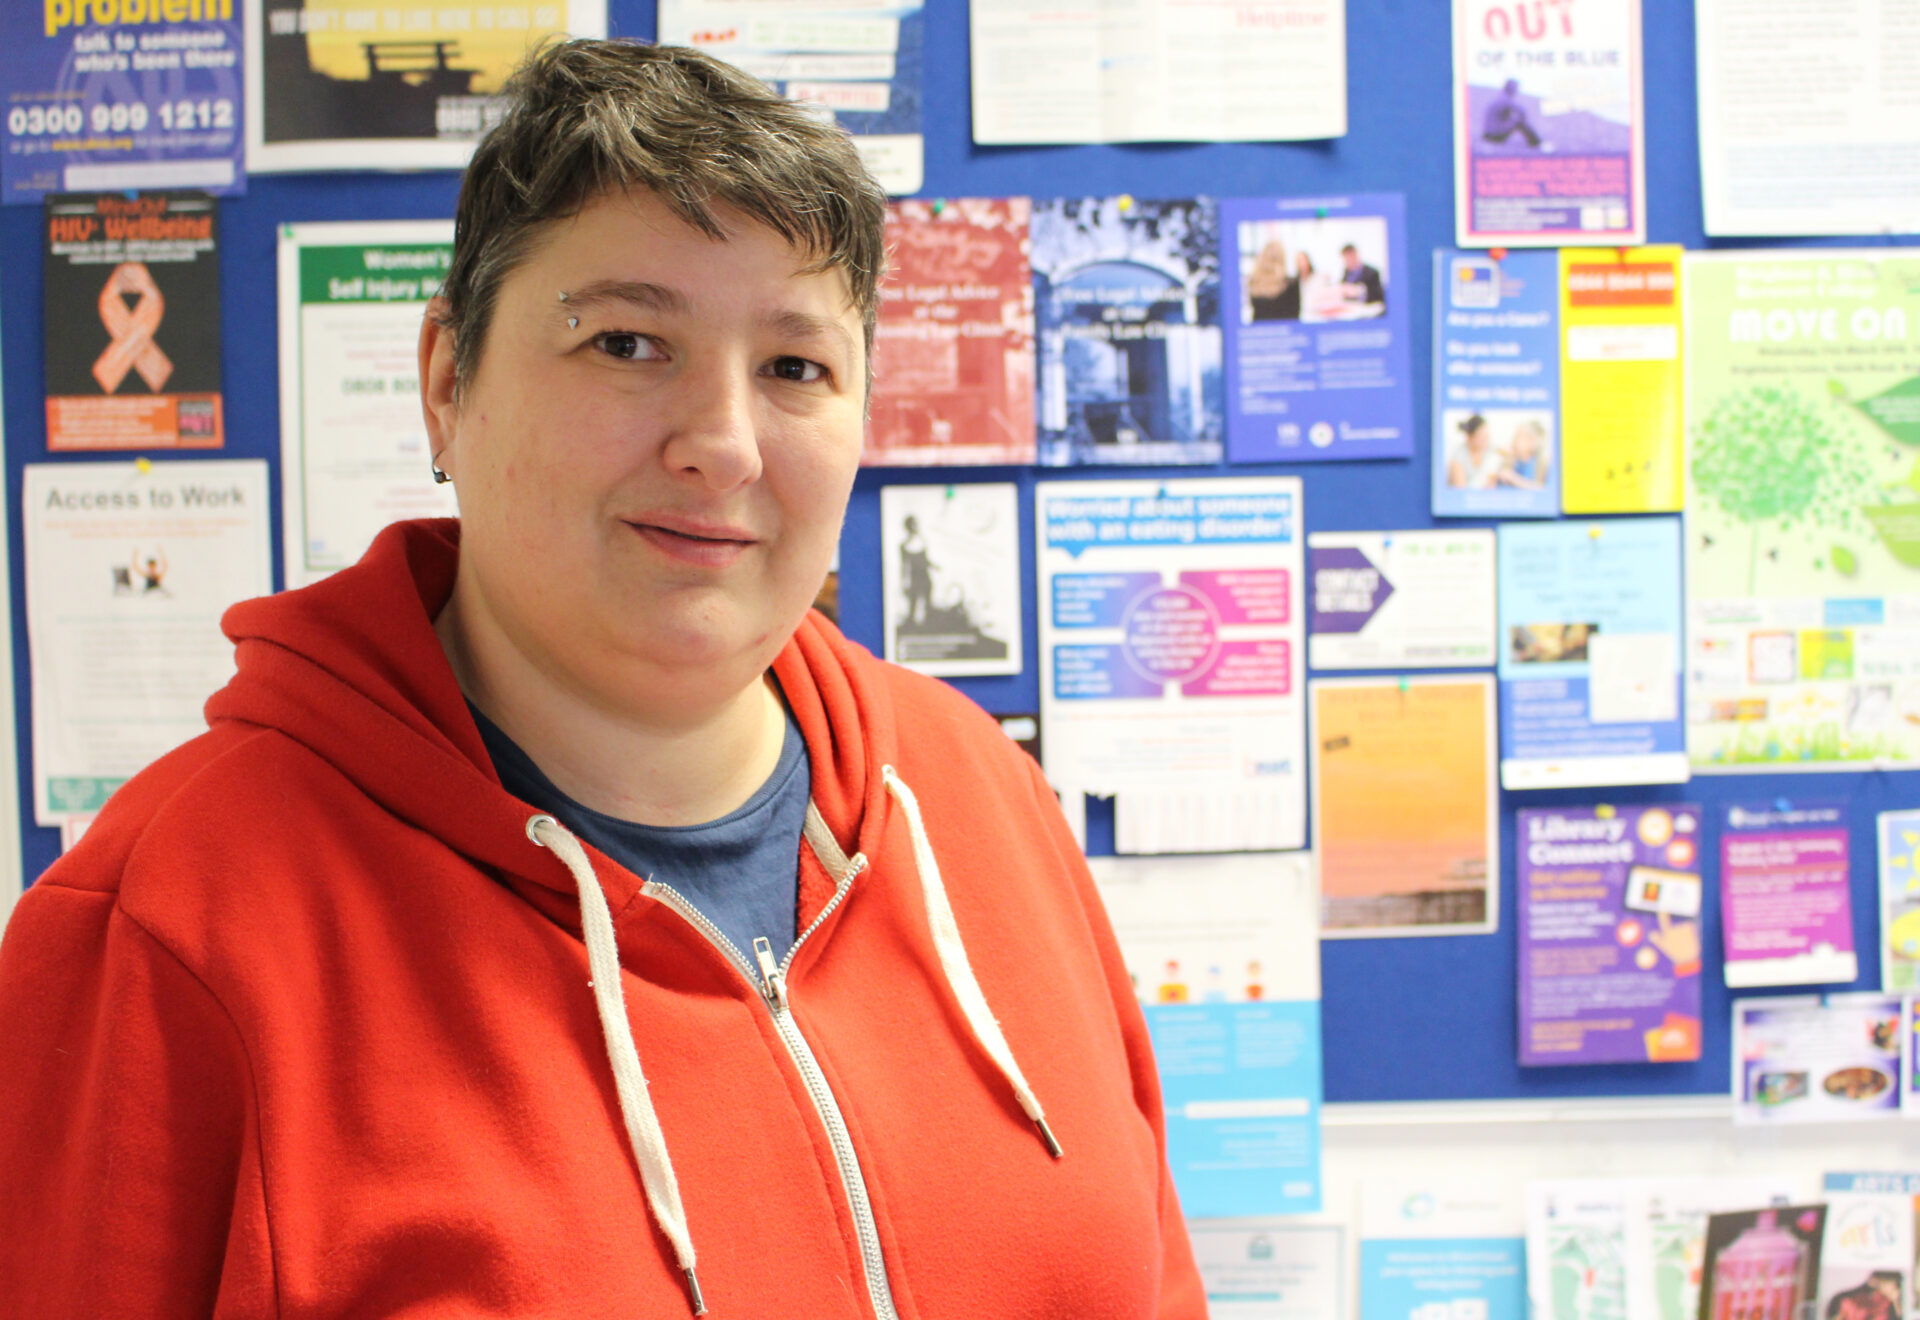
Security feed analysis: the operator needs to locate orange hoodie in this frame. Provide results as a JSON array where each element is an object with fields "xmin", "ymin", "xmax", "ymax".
[{"xmin": 0, "ymin": 519, "xmax": 1204, "ymax": 1319}]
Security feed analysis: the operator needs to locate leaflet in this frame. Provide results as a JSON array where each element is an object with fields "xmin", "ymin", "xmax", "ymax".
[
  {"xmin": 1312, "ymin": 676, "xmax": 1498, "ymax": 938},
  {"xmin": 24, "ymin": 460, "xmax": 270, "ymax": 824},
  {"xmin": 1816, "ymin": 1191, "xmax": 1914, "ymax": 1320},
  {"xmin": 1700, "ymin": 1206, "xmax": 1829, "ymax": 1320},
  {"xmin": 1733, "ymin": 993, "xmax": 1906, "ymax": 1124},
  {"xmin": 1088, "ymin": 852, "xmax": 1321, "ymax": 1218},
  {"xmin": 660, "ymin": 0, "xmax": 924, "ymax": 195},
  {"xmin": 1190, "ymin": 1222, "xmax": 1342, "ymax": 1320},
  {"xmin": 277, "ymin": 221, "xmax": 458, "ymax": 588},
  {"xmin": 865, "ymin": 198, "xmax": 1035, "ymax": 467},
  {"xmin": 1557, "ymin": 246, "xmax": 1682, "ymax": 514},
  {"xmin": 1627, "ymin": 1180, "xmax": 1800, "ymax": 1320},
  {"xmin": 1, "ymin": 1, "xmax": 243, "ymax": 203},
  {"xmin": 1036, "ymin": 477, "xmax": 1304, "ymax": 852},
  {"xmin": 1358, "ymin": 1178, "xmax": 1526, "ymax": 1320},
  {"xmin": 1307, "ymin": 529, "xmax": 1496, "ymax": 671},
  {"xmin": 878, "ymin": 483, "xmax": 1021, "ymax": 678},
  {"xmin": 1451, "ymin": 0, "xmax": 1645, "ymax": 247},
  {"xmin": 44, "ymin": 191, "xmax": 222, "ymax": 451},
  {"xmin": 1032, "ymin": 197, "xmax": 1224, "ymax": 467},
  {"xmin": 1517, "ymin": 804, "xmax": 1704, "ymax": 1066},
  {"xmin": 245, "ymin": 0, "xmax": 605, "ymax": 173},
  {"xmin": 1881, "ymin": 810, "xmax": 1920, "ymax": 993},
  {"xmin": 1910, "ymin": 998, "xmax": 1920, "ymax": 1116},
  {"xmin": 1696, "ymin": 0, "xmax": 1920, "ymax": 238},
  {"xmin": 969, "ymin": 0, "xmax": 1345, "ymax": 146},
  {"xmin": 1497, "ymin": 517, "xmax": 1687, "ymax": 789},
  {"xmin": 1720, "ymin": 802, "xmax": 1858, "ymax": 988},
  {"xmin": 1221, "ymin": 193, "xmax": 1413, "ymax": 464},
  {"xmin": 1431, "ymin": 248, "xmax": 1559, "ymax": 519},
  {"xmin": 1684, "ymin": 250, "xmax": 1920, "ymax": 773},
  {"xmin": 1524, "ymin": 1181, "xmax": 1631, "ymax": 1320}
]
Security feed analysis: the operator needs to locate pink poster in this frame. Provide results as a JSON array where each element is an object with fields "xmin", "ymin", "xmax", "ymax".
[{"xmin": 1721, "ymin": 803, "xmax": 1859, "ymax": 989}]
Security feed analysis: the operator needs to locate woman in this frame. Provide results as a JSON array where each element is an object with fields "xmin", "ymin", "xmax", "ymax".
[
  {"xmin": 1447, "ymin": 413, "xmax": 1505, "ymax": 489},
  {"xmin": 0, "ymin": 41, "xmax": 1203, "ymax": 1319},
  {"xmin": 1245, "ymin": 237, "xmax": 1300, "ymax": 320}
]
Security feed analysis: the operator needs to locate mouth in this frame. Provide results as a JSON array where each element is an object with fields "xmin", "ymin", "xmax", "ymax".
[{"xmin": 623, "ymin": 516, "xmax": 756, "ymax": 566}]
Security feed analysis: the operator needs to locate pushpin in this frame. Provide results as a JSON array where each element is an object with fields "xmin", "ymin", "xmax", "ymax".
[
  {"xmin": 1596, "ymin": 803, "xmax": 1616, "ymax": 819},
  {"xmin": 945, "ymin": 484, "xmax": 955, "ymax": 500},
  {"xmin": 1397, "ymin": 676, "xmax": 1409, "ymax": 692},
  {"xmin": 1775, "ymin": 796, "xmax": 1792, "ymax": 813},
  {"xmin": 1589, "ymin": 524, "xmax": 1603, "ymax": 540},
  {"xmin": 135, "ymin": 456, "xmax": 152, "ymax": 474},
  {"xmin": 931, "ymin": 198, "xmax": 946, "ymax": 216},
  {"xmin": 1489, "ymin": 247, "xmax": 1507, "ymax": 262},
  {"xmin": 1117, "ymin": 194, "xmax": 1134, "ymax": 212}
]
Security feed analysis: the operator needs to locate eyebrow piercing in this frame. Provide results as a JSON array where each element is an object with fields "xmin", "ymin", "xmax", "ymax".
[
  {"xmin": 557, "ymin": 291, "xmax": 569, "ymax": 301},
  {"xmin": 567, "ymin": 317, "xmax": 578, "ymax": 329}
]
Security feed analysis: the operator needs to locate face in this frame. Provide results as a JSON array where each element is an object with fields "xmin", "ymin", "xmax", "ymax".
[
  {"xmin": 1343, "ymin": 248, "xmax": 1361, "ymax": 272},
  {"xmin": 1466, "ymin": 422, "xmax": 1489, "ymax": 453},
  {"xmin": 421, "ymin": 187, "xmax": 867, "ymax": 712}
]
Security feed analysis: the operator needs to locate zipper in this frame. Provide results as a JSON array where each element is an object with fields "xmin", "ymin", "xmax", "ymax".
[{"xmin": 643, "ymin": 858, "xmax": 902, "ymax": 1320}]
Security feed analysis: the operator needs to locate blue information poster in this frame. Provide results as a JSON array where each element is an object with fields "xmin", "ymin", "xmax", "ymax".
[
  {"xmin": 1497, "ymin": 518, "xmax": 1688, "ymax": 789},
  {"xmin": 3, "ymin": 1, "xmax": 243, "ymax": 204},
  {"xmin": 1431, "ymin": 248, "xmax": 1559, "ymax": 518},
  {"xmin": 1222, "ymin": 193, "xmax": 1413, "ymax": 464},
  {"xmin": 1360, "ymin": 1180, "xmax": 1527, "ymax": 1320}
]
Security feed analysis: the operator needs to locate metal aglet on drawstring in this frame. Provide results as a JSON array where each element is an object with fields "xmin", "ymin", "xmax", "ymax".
[{"xmin": 684, "ymin": 1267, "xmax": 707, "ymax": 1315}]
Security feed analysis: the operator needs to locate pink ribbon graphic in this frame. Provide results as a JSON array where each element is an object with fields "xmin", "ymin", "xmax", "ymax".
[{"xmin": 92, "ymin": 263, "xmax": 173, "ymax": 394}]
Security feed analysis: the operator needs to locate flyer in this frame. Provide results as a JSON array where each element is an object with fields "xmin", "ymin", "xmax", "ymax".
[
  {"xmin": 1431, "ymin": 248, "xmax": 1560, "ymax": 519},
  {"xmin": 1699, "ymin": 1206, "xmax": 1828, "ymax": 1320},
  {"xmin": 277, "ymin": 221, "xmax": 459, "ymax": 588},
  {"xmin": 1221, "ymin": 193, "xmax": 1414, "ymax": 464},
  {"xmin": 1497, "ymin": 517, "xmax": 1688, "ymax": 789},
  {"xmin": 1036, "ymin": 477, "xmax": 1304, "ymax": 852},
  {"xmin": 1816, "ymin": 1190, "xmax": 1914, "ymax": 1320},
  {"xmin": 1031, "ymin": 197, "xmax": 1224, "ymax": 467},
  {"xmin": 23, "ymin": 459, "xmax": 270, "ymax": 825},
  {"xmin": 1684, "ymin": 250, "xmax": 1920, "ymax": 774},
  {"xmin": 1358, "ymin": 1178, "xmax": 1527, "ymax": 1320},
  {"xmin": 1910, "ymin": 998, "xmax": 1920, "ymax": 1117},
  {"xmin": 878, "ymin": 483, "xmax": 1021, "ymax": 678},
  {"xmin": 1451, "ymin": 0, "xmax": 1645, "ymax": 247},
  {"xmin": 245, "ymin": 0, "xmax": 605, "ymax": 173},
  {"xmin": 865, "ymin": 198, "xmax": 1035, "ymax": 467},
  {"xmin": 1879, "ymin": 811, "xmax": 1920, "ymax": 993},
  {"xmin": 44, "ymin": 190, "xmax": 222, "ymax": 451},
  {"xmin": 1517, "ymin": 804, "xmax": 1704, "ymax": 1066},
  {"xmin": 1720, "ymin": 802, "xmax": 1858, "ymax": 988},
  {"xmin": 1525, "ymin": 1180, "xmax": 1631, "ymax": 1320},
  {"xmin": 1190, "ymin": 1222, "xmax": 1342, "ymax": 1320},
  {"xmin": 1, "ymin": 0, "xmax": 243, "ymax": 203},
  {"xmin": 1307, "ymin": 529, "xmax": 1496, "ymax": 671},
  {"xmin": 659, "ymin": 0, "xmax": 924, "ymax": 196},
  {"xmin": 1628, "ymin": 1179, "xmax": 1800, "ymax": 1320},
  {"xmin": 1558, "ymin": 246, "xmax": 1683, "ymax": 514},
  {"xmin": 969, "ymin": 0, "xmax": 1345, "ymax": 146},
  {"xmin": 1733, "ymin": 994, "xmax": 1906, "ymax": 1124},
  {"xmin": 1696, "ymin": 0, "xmax": 1920, "ymax": 238},
  {"xmin": 1087, "ymin": 852, "xmax": 1322, "ymax": 1218},
  {"xmin": 1312, "ymin": 676, "xmax": 1498, "ymax": 938}
]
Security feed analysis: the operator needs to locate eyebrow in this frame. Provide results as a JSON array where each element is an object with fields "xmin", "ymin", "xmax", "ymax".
[
  {"xmin": 765, "ymin": 308, "xmax": 857, "ymax": 363},
  {"xmin": 558, "ymin": 280, "xmax": 691, "ymax": 317}
]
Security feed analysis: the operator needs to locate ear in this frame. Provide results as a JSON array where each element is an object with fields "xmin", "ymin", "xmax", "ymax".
[{"xmin": 419, "ymin": 299, "xmax": 460, "ymax": 479}]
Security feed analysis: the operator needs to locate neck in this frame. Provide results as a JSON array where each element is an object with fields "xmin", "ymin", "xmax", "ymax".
[{"xmin": 435, "ymin": 581, "xmax": 788, "ymax": 827}]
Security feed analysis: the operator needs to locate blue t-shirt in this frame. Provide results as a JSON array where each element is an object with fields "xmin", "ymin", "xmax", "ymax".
[{"xmin": 470, "ymin": 701, "xmax": 806, "ymax": 959}]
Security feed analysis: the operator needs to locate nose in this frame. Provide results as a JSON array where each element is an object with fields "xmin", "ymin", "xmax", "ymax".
[{"xmin": 659, "ymin": 361, "xmax": 764, "ymax": 492}]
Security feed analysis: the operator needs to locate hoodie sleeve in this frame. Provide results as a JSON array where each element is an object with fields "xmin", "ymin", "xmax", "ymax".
[
  {"xmin": 1019, "ymin": 757, "xmax": 1209, "ymax": 1320},
  {"xmin": 0, "ymin": 879, "xmax": 273, "ymax": 1319}
]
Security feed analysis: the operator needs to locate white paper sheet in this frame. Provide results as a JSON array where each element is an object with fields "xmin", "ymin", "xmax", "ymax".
[
  {"xmin": 879, "ymin": 483, "xmax": 1022, "ymax": 678},
  {"xmin": 1190, "ymin": 1221, "xmax": 1342, "ymax": 1320},
  {"xmin": 1307, "ymin": 529, "xmax": 1496, "ymax": 671},
  {"xmin": 24, "ymin": 460, "xmax": 271, "ymax": 825}
]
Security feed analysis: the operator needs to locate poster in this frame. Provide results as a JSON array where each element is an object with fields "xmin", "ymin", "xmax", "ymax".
[
  {"xmin": 1036, "ymin": 477, "xmax": 1304, "ymax": 853},
  {"xmin": 1431, "ymin": 248, "xmax": 1559, "ymax": 519},
  {"xmin": 1497, "ymin": 518, "xmax": 1688, "ymax": 790},
  {"xmin": 1358, "ymin": 1179, "xmax": 1527, "ymax": 1320},
  {"xmin": 1031, "ymin": 197, "xmax": 1224, "ymax": 467},
  {"xmin": 969, "ymin": 0, "xmax": 1344, "ymax": 145},
  {"xmin": 1307, "ymin": 529, "xmax": 1496, "ymax": 671},
  {"xmin": 0, "ymin": 298, "xmax": 19, "ymax": 933},
  {"xmin": 1088, "ymin": 852, "xmax": 1321, "ymax": 1218},
  {"xmin": 660, "ymin": 0, "xmax": 924, "ymax": 195},
  {"xmin": 23, "ymin": 460, "xmax": 270, "ymax": 825},
  {"xmin": 1816, "ymin": 1190, "xmax": 1914, "ymax": 1320},
  {"xmin": 1720, "ymin": 802, "xmax": 1858, "ymax": 988},
  {"xmin": 878, "ymin": 483, "xmax": 1021, "ymax": 677},
  {"xmin": 1221, "ymin": 193, "xmax": 1414, "ymax": 465},
  {"xmin": 245, "ymin": 0, "xmax": 605, "ymax": 173},
  {"xmin": 1, "ymin": 0, "xmax": 243, "ymax": 204},
  {"xmin": 1525, "ymin": 1181, "xmax": 1631, "ymax": 1320},
  {"xmin": 1696, "ymin": 0, "xmax": 1920, "ymax": 238},
  {"xmin": 1881, "ymin": 810, "xmax": 1920, "ymax": 993},
  {"xmin": 1627, "ymin": 1180, "xmax": 1799, "ymax": 1320},
  {"xmin": 44, "ymin": 190, "xmax": 222, "ymax": 451},
  {"xmin": 1517, "ymin": 804, "xmax": 1704, "ymax": 1066},
  {"xmin": 1733, "ymin": 994, "xmax": 1906, "ymax": 1124},
  {"xmin": 277, "ymin": 221, "xmax": 459, "ymax": 588},
  {"xmin": 1684, "ymin": 250, "xmax": 1920, "ymax": 773},
  {"xmin": 865, "ymin": 198, "xmax": 1035, "ymax": 466},
  {"xmin": 1558, "ymin": 246, "xmax": 1683, "ymax": 514},
  {"xmin": 1451, "ymin": 0, "xmax": 1644, "ymax": 247},
  {"xmin": 1312, "ymin": 676, "xmax": 1498, "ymax": 937},
  {"xmin": 1699, "ymin": 1206, "xmax": 1828, "ymax": 1320},
  {"xmin": 1190, "ymin": 1222, "xmax": 1342, "ymax": 1320}
]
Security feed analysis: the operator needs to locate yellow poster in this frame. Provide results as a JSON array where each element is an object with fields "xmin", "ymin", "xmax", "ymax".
[
  {"xmin": 1311, "ymin": 675, "xmax": 1498, "ymax": 938},
  {"xmin": 1558, "ymin": 245, "xmax": 1684, "ymax": 514}
]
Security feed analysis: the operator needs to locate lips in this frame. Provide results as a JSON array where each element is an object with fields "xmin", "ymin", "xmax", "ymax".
[{"xmin": 623, "ymin": 515, "xmax": 756, "ymax": 567}]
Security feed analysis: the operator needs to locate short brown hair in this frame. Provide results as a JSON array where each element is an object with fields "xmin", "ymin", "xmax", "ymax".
[{"xmin": 437, "ymin": 39, "xmax": 889, "ymax": 390}]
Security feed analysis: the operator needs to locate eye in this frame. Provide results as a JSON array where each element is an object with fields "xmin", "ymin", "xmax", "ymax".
[
  {"xmin": 766, "ymin": 355, "xmax": 828, "ymax": 384},
  {"xmin": 593, "ymin": 331, "xmax": 663, "ymax": 361}
]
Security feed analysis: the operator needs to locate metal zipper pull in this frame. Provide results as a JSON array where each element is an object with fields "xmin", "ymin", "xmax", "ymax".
[{"xmin": 752, "ymin": 936, "xmax": 788, "ymax": 1009}]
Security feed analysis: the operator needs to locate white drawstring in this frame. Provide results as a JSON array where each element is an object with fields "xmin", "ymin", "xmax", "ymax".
[
  {"xmin": 879, "ymin": 765, "xmax": 1064, "ymax": 1159},
  {"xmin": 527, "ymin": 815, "xmax": 707, "ymax": 1316}
]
